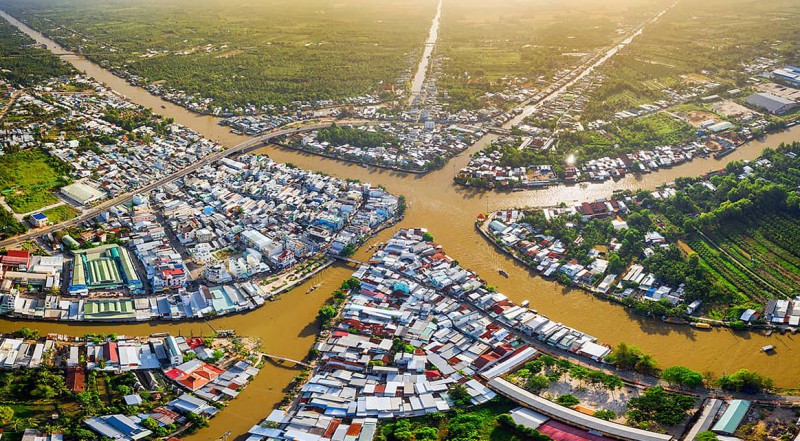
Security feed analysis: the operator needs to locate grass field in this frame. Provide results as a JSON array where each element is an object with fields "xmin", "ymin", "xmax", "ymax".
[
  {"xmin": 42, "ymin": 204, "xmax": 79, "ymax": 223},
  {"xmin": 0, "ymin": 149, "xmax": 71, "ymax": 213},
  {"xmin": 1, "ymin": 0, "xmax": 436, "ymax": 109}
]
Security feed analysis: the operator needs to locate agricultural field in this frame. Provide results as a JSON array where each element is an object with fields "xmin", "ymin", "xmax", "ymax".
[
  {"xmin": 0, "ymin": 149, "xmax": 71, "ymax": 213},
  {"xmin": 0, "ymin": 0, "xmax": 436, "ymax": 110},
  {"xmin": 582, "ymin": 0, "xmax": 800, "ymax": 119},
  {"xmin": 436, "ymin": 0, "xmax": 671, "ymax": 110},
  {"xmin": 686, "ymin": 213, "xmax": 800, "ymax": 309}
]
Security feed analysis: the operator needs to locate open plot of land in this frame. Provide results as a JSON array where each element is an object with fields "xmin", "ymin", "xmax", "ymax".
[
  {"xmin": 0, "ymin": 149, "xmax": 71, "ymax": 213},
  {"xmin": 1, "ymin": 0, "xmax": 436, "ymax": 109}
]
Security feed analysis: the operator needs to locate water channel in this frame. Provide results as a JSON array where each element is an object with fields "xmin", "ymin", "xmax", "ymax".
[{"xmin": 2, "ymin": 9, "xmax": 800, "ymax": 440}]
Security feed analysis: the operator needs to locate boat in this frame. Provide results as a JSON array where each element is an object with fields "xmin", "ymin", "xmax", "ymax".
[
  {"xmin": 691, "ymin": 322, "xmax": 712, "ymax": 329},
  {"xmin": 761, "ymin": 345, "xmax": 775, "ymax": 353},
  {"xmin": 160, "ymin": 105, "xmax": 166, "ymax": 109},
  {"xmin": 663, "ymin": 317, "xmax": 688, "ymax": 325},
  {"xmin": 307, "ymin": 283, "xmax": 322, "ymax": 294},
  {"xmin": 498, "ymin": 269, "xmax": 509, "ymax": 278},
  {"xmin": 520, "ymin": 300, "xmax": 530, "ymax": 308}
]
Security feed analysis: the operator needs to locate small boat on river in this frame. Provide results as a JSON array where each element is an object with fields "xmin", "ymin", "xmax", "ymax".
[{"xmin": 498, "ymin": 269, "xmax": 509, "ymax": 278}]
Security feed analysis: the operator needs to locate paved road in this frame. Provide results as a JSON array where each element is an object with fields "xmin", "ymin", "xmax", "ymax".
[{"xmin": 0, "ymin": 122, "xmax": 336, "ymax": 249}]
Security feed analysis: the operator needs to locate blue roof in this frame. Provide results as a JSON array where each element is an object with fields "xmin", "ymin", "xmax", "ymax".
[{"xmin": 31, "ymin": 213, "xmax": 47, "ymax": 220}]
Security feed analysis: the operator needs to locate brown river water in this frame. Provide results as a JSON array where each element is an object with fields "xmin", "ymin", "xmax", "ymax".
[{"xmin": 2, "ymin": 10, "xmax": 800, "ymax": 439}]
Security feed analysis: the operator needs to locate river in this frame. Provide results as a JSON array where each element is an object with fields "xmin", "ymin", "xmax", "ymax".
[
  {"xmin": 2, "ymin": 8, "xmax": 800, "ymax": 440},
  {"xmin": 407, "ymin": 0, "xmax": 442, "ymax": 106}
]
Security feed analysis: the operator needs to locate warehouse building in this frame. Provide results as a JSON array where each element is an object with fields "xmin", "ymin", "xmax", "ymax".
[
  {"xmin": 60, "ymin": 182, "xmax": 106, "ymax": 205},
  {"xmin": 69, "ymin": 245, "xmax": 143, "ymax": 295},
  {"xmin": 744, "ymin": 92, "xmax": 798, "ymax": 115}
]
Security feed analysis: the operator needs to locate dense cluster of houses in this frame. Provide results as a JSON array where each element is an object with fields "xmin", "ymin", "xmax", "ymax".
[
  {"xmin": 159, "ymin": 154, "xmax": 399, "ymax": 282},
  {"xmin": 0, "ymin": 153, "xmax": 400, "ymax": 322},
  {"xmin": 287, "ymin": 123, "xmax": 478, "ymax": 172},
  {"xmin": 0, "ymin": 332, "xmax": 259, "ymax": 441},
  {"xmin": 484, "ymin": 204, "xmax": 689, "ymax": 307},
  {"xmin": 245, "ymin": 228, "xmax": 613, "ymax": 441},
  {"xmin": 39, "ymin": 80, "xmax": 224, "ymax": 199}
]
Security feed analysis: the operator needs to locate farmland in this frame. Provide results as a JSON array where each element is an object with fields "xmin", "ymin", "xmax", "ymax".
[
  {"xmin": 436, "ymin": 0, "xmax": 670, "ymax": 110},
  {"xmin": 0, "ymin": 0, "xmax": 436, "ymax": 110},
  {"xmin": 582, "ymin": 0, "xmax": 800, "ymax": 119},
  {"xmin": 685, "ymin": 213, "xmax": 800, "ymax": 312}
]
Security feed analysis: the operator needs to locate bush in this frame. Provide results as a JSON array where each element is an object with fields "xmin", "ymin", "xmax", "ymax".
[
  {"xmin": 717, "ymin": 369, "xmax": 773, "ymax": 394},
  {"xmin": 661, "ymin": 366, "xmax": 703, "ymax": 388},
  {"xmin": 526, "ymin": 375, "xmax": 551, "ymax": 393},
  {"xmin": 555, "ymin": 394, "xmax": 580, "ymax": 407},
  {"xmin": 593, "ymin": 409, "xmax": 616, "ymax": 420}
]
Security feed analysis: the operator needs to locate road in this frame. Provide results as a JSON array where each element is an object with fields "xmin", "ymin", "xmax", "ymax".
[{"xmin": 0, "ymin": 122, "xmax": 338, "ymax": 249}]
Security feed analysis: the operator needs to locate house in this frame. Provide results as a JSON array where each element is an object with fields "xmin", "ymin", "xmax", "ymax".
[
  {"xmin": 84, "ymin": 414, "xmax": 152, "ymax": 441},
  {"xmin": 30, "ymin": 212, "xmax": 49, "ymax": 227},
  {"xmin": 712, "ymin": 400, "xmax": 751, "ymax": 435}
]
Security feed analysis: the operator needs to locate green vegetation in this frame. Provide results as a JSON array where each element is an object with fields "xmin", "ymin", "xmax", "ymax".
[
  {"xmin": 661, "ymin": 366, "xmax": 703, "ymax": 389},
  {"xmin": 0, "ymin": 16, "xmax": 74, "ymax": 86},
  {"xmin": 0, "ymin": 207, "xmax": 26, "ymax": 240},
  {"xmin": 0, "ymin": 149, "xmax": 72, "ymax": 213},
  {"xmin": 582, "ymin": 0, "xmax": 800, "ymax": 119},
  {"xmin": 377, "ymin": 398, "xmax": 550, "ymax": 441},
  {"xmin": 558, "ymin": 113, "xmax": 696, "ymax": 161},
  {"xmin": 41, "ymin": 204, "xmax": 79, "ymax": 223},
  {"xmin": 437, "ymin": 0, "xmax": 667, "ymax": 110},
  {"xmin": 625, "ymin": 386, "xmax": 696, "ymax": 428},
  {"xmin": 605, "ymin": 342, "xmax": 658, "ymax": 375},
  {"xmin": 695, "ymin": 431, "xmax": 719, "ymax": 441},
  {"xmin": 317, "ymin": 123, "xmax": 399, "ymax": 148},
  {"xmin": 716, "ymin": 369, "xmax": 774, "ymax": 394},
  {"xmin": 644, "ymin": 142, "xmax": 800, "ymax": 315},
  {"xmin": 3, "ymin": 0, "xmax": 436, "ymax": 110},
  {"xmin": 555, "ymin": 394, "xmax": 580, "ymax": 407}
]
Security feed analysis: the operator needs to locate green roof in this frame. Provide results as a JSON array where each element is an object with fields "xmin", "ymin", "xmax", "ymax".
[
  {"xmin": 84, "ymin": 299, "xmax": 135, "ymax": 319},
  {"xmin": 712, "ymin": 400, "xmax": 750, "ymax": 435}
]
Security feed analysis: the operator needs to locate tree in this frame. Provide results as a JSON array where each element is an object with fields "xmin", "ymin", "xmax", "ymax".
[
  {"xmin": 695, "ymin": 432, "xmax": 719, "ymax": 441},
  {"xmin": 526, "ymin": 375, "xmax": 551, "ymax": 393},
  {"xmin": 717, "ymin": 369, "xmax": 773, "ymax": 394},
  {"xmin": 626, "ymin": 386, "xmax": 696, "ymax": 427},
  {"xmin": 31, "ymin": 384, "xmax": 56, "ymax": 399},
  {"xmin": 555, "ymin": 394, "xmax": 580, "ymax": 407},
  {"xmin": 661, "ymin": 366, "xmax": 703, "ymax": 389},
  {"xmin": 593, "ymin": 409, "xmax": 616, "ymax": 420},
  {"xmin": 447, "ymin": 383, "xmax": 472, "ymax": 407},
  {"xmin": 422, "ymin": 232, "xmax": 434, "ymax": 242},
  {"xmin": 0, "ymin": 405, "xmax": 13, "ymax": 424},
  {"xmin": 140, "ymin": 417, "xmax": 159, "ymax": 431},
  {"xmin": 12, "ymin": 327, "xmax": 39, "ymax": 340},
  {"xmin": 317, "ymin": 305, "xmax": 337, "ymax": 325},
  {"xmin": 606, "ymin": 342, "xmax": 658, "ymax": 374}
]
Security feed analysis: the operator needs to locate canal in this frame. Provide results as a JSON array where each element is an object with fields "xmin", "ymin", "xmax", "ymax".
[{"xmin": 1, "ymin": 8, "xmax": 800, "ymax": 440}]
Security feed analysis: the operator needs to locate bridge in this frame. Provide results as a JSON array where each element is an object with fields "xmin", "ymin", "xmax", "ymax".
[
  {"xmin": 0, "ymin": 120, "xmax": 369, "ymax": 249},
  {"xmin": 259, "ymin": 352, "xmax": 311, "ymax": 368},
  {"xmin": 333, "ymin": 255, "xmax": 368, "ymax": 266}
]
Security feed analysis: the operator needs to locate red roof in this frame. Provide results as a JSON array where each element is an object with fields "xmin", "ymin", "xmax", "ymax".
[
  {"xmin": 103, "ymin": 342, "xmax": 119, "ymax": 362},
  {"xmin": 537, "ymin": 420, "xmax": 608, "ymax": 441},
  {"xmin": 1, "ymin": 250, "xmax": 30, "ymax": 265}
]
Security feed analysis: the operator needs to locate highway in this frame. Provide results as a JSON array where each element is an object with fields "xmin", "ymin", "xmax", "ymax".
[{"xmin": 0, "ymin": 122, "xmax": 334, "ymax": 249}]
